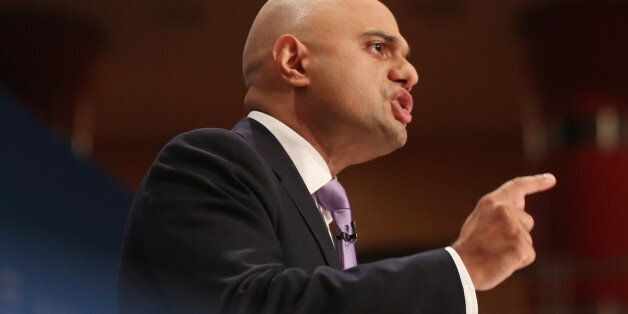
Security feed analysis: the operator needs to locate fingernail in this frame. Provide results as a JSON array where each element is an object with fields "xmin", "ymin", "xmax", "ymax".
[{"xmin": 542, "ymin": 173, "xmax": 555, "ymax": 180}]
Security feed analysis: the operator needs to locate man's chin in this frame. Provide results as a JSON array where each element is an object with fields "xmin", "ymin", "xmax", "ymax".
[
  {"xmin": 391, "ymin": 129, "xmax": 408, "ymax": 150},
  {"xmin": 378, "ymin": 124, "xmax": 408, "ymax": 155},
  {"xmin": 392, "ymin": 119, "xmax": 409, "ymax": 144}
]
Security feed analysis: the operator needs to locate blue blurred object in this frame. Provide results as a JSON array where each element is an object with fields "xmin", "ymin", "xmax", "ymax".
[{"xmin": 0, "ymin": 92, "xmax": 131, "ymax": 313}]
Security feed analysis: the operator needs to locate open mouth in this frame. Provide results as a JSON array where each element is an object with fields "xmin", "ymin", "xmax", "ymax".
[{"xmin": 390, "ymin": 89, "xmax": 413, "ymax": 124}]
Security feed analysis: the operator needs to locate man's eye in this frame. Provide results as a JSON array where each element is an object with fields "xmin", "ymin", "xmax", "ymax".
[{"xmin": 371, "ymin": 43, "xmax": 384, "ymax": 54}]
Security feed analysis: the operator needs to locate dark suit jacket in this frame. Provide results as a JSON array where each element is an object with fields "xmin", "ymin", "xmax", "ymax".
[{"xmin": 118, "ymin": 117, "xmax": 466, "ymax": 313}]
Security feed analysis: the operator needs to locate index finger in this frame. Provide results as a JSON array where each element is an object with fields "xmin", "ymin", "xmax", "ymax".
[{"xmin": 499, "ymin": 173, "xmax": 557, "ymax": 197}]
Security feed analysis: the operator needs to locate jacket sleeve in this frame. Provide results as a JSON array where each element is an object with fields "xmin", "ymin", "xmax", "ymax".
[{"xmin": 129, "ymin": 129, "xmax": 466, "ymax": 314}]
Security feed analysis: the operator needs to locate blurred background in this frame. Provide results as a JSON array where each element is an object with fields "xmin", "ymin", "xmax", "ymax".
[{"xmin": 0, "ymin": 0, "xmax": 626, "ymax": 313}]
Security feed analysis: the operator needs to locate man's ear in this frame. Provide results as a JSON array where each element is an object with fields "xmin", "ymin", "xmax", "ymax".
[{"xmin": 272, "ymin": 34, "xmax": 310, "ymax": 87}]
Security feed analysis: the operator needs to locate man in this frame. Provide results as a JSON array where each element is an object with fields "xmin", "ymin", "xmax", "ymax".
[{"xmin": 118, "ymin": 0, "xmax": 557, "ymax": 313}]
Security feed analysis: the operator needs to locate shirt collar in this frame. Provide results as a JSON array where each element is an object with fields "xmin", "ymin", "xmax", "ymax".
[{"xmin": 247, "ymin": 110, "xmax": 332, "ymax": 193}]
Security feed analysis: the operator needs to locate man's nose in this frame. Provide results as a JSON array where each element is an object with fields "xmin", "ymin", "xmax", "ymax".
[{"xmin": 388, "ymin": 58, "xmax": 419, "ymax": 91}]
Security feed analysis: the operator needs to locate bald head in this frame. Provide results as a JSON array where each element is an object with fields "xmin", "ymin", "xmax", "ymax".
[
  {"xmin": 242, "ymin": 0, "xmax": 316, "ymax": 88},
  {"xmin": 242, "ymin": 0, "xmax": 393, "ymax": 87}
]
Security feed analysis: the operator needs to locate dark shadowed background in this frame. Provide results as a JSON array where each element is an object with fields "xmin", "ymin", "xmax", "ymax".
[{"xmin": 1, "ymin": 0, "xmax": 626, "ymax": 313}]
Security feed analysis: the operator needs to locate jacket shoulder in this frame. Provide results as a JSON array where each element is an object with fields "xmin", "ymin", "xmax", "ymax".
[
  {"xmin": 154, "ymin": 128, "xmax": 261, "ymax": 168},
  {"xmin": 166, "ymin": 128, "xmax": 250, "ymax": 151}
]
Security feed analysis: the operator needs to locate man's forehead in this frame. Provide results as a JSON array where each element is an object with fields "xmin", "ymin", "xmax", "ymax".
[
  {"xmin": 316, "ymin": 3, "xmax": 411, "ymax": 55},
  {"xmin": 314, "ymin": 0, "xmax": 402, "ymax": 36}
]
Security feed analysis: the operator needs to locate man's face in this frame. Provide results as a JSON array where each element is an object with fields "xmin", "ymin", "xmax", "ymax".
[{"xmin": 302, "ymin": 0, "xmax": 419, "ymax": 157}]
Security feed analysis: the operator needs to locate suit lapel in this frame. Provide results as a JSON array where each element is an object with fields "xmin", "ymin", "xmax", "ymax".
[{"xmin": 232, "ymin": 118, "xmax": 340, "ymax": 269}]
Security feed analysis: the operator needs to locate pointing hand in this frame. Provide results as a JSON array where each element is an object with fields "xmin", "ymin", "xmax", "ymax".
[{"xmin": 452, "ymin": 173, "xmax": 557, "ymax": 291}]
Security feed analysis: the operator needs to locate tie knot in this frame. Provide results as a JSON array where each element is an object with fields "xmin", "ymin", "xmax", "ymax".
[{"xmin": 315, "ymin": 179, "xmax": 349, "ymax": 212}]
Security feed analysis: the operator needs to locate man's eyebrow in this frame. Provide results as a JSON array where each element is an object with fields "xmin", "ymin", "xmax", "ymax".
[
  {"xmin": 361, "ymin": 30, "xmax": 411, "ymax": 57},
  {"xmin": 362, "ymin": 30, "xmax": 398, "ymax": 43}
]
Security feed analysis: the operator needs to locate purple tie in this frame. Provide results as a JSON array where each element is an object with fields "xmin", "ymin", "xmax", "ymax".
[{"xmin": 315, "ymin": 179, "xmax": 357, "ymax": 269}]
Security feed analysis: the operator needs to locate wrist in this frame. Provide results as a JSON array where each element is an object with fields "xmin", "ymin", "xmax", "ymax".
[{"xmin": 452, "ymin": 241, "xmax": 483, "ymax": 290}]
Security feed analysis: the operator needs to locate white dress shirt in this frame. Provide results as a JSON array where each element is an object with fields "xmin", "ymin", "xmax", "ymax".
[{"xmin": 248, "ymin": 110, "xmax": 478, "ymax": 314}]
